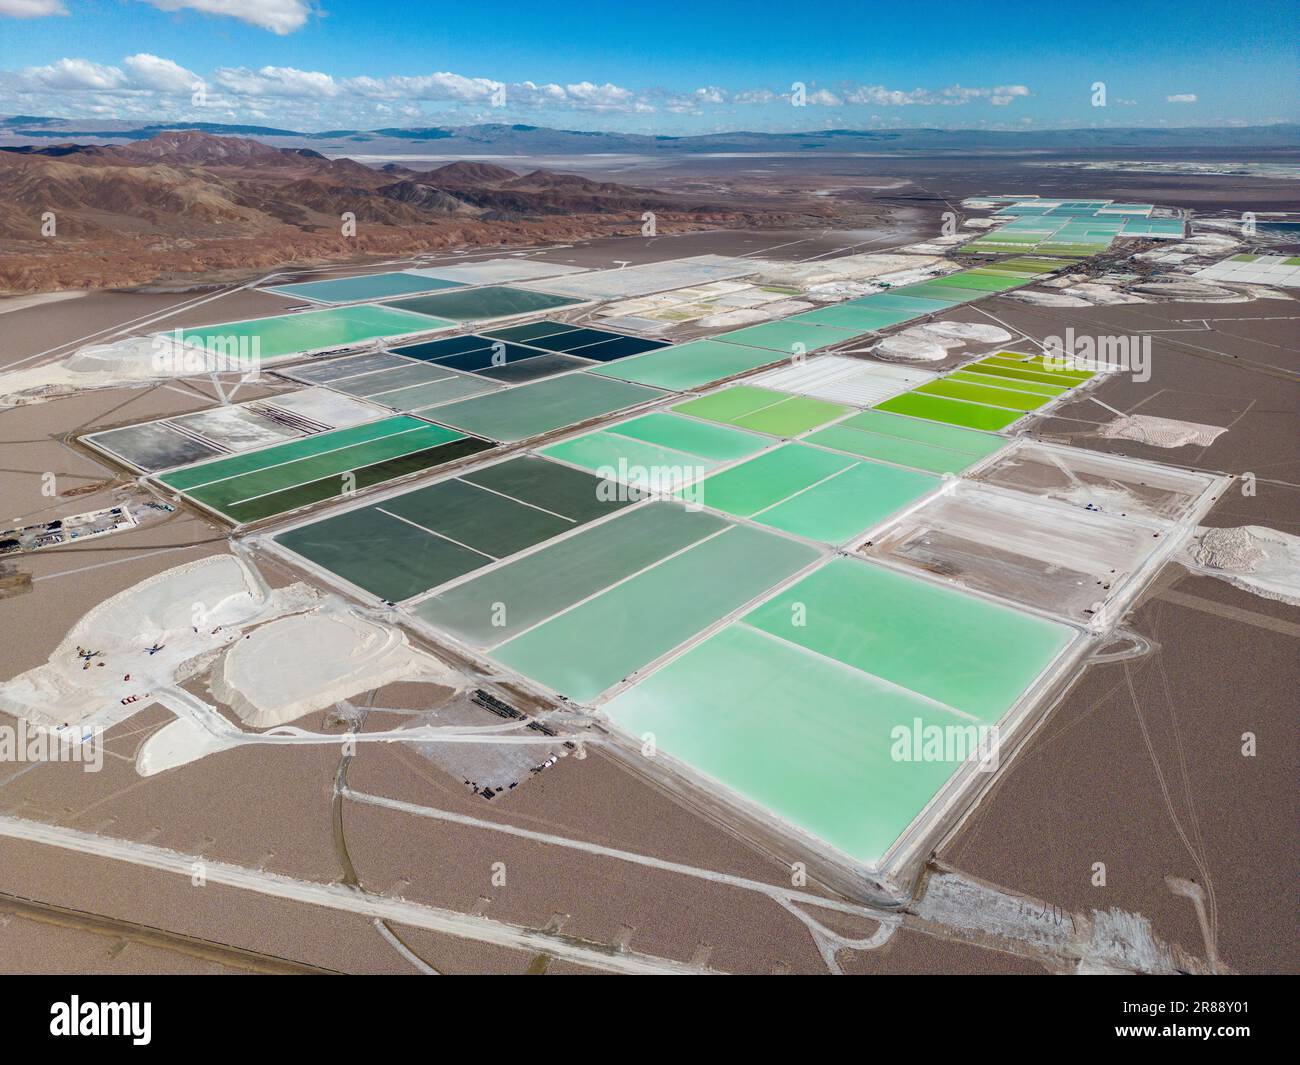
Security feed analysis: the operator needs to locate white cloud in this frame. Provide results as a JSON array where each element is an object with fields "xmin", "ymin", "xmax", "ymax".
[
  {"xmin": 558, "ymin": 81, "xmax": 639, "ymax": 111},
  {"xmin": 806, "ymin": 89, "xmax": 843, "ymax": 106},
  {"xmin": 843, "ymin": 86, "xmax": 927, "ymax": 106},
  {"xmin": 0, "ymin": 56, "xmax": 1039, "ymax": 131},
  {"xmin": 22, "ymin": 58, "xmax": 127, "ymax": 91},
  {"xmin": 138, "ymin": 0, "xmax": 313, "ymax": 35},
  {"xmin": 124, "ymin": 53, "xmax": 197, "ymax": 93},
  {"xmin": 989, "ymin": 86, "xmax": 1030, "ymax": 106},
  {"xmin": 509, "ymin": 80, "xmax": 567, "ymax": 106},
  {"xmin": 1167, "ymin": 93, "xmax": 1197, "ymax": 103},
  {"xmin": 646, "ymin": 86, "xmax": 729, "ymax": 115},
  {"xmin": 383, "ymin": 72, "xmax": 502, "ymax": 103},
  {"xmin": 0, "ymin": 0, "xmax": 68, "ymax": 16},
  {"xmin": 214, "ymin": 65, "xmax": 340, "ymax": 98},
  {"xmin": 0, "ymin": 55, "xmax": 659, "ymax": 121},
  {"xmin": 841, "ymin": 83, "xmax": 1030, "ymax": 107},
  {"xmin": 270, "ymin": 72, "xmax": 642, "ymax": 113}
]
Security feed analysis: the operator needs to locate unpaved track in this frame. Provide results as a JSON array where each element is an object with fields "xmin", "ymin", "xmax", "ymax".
[{"xmin": 0, "ymin": 814, "xmax": 711, "ymax": 975}]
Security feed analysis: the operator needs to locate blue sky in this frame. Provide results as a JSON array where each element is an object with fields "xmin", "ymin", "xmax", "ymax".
[{"xmin": 0, "ymin": 0, "xmax": 1295, "ymax": 133}]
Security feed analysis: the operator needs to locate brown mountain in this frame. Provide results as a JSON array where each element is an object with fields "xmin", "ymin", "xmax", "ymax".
[
  {"xmin": 422, "ymin": 161, "xmax": 520, "ymax": 185},
  {"xmin": 374, "ymin": 180, "xmax": 484, "ymax": 216},
  {"xmin": 108, "ymin": 129, "xmax": 312, "ymax": 167},
  {"xmin": 0, "ymin": 130, "xmax": 758, "ymax": 294}
]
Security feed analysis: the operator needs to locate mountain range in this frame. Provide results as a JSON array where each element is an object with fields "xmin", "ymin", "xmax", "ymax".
[
  {"xmin": 0, "ymin": 131, "xmax": 770, "ymax": 293},
  {"xmin": 2, "ymin": 118, "xmax": 1297, "ymax": 155}
]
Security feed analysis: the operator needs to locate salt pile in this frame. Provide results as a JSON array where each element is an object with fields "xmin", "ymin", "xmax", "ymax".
[
  {"xmin": 873, "ymin": 321, "xmax": 1012, "ymax": 362},
  {"xmin": 1179, "ymin": 526, "xmax": 1300, "ymax": 606},
  {"xmin": 1100, "ymin": 414, "xmax": 1227, "ymax": 449}
]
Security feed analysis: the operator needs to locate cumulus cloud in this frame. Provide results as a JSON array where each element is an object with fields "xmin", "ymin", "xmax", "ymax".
[
  {"xmin": 21, "ymin": 58, "xmax": 127, "ymax": 91},
  {"xmin": 0, "ymin": 0, "xmax": 68, "ymax": 16},
  {"xmin": 214, "ymin": 65, "xmax": 341, "ymax": 98},
  {"xmin": 196, "ymin": 67, "xmax": 647, "ymax": 113},
  {"xmin": 124, "ymin": 53, "xmax": 198, "ymax": 93},
  {"xmin": 0, "ymin": 55, "xmax": 1037, "ymax": 129},
  {"xmin": 138, "ymin": 0, "xmax": 313, "ymax": 35},
  {"xmin": 0, "ymin": 55, "xmax": 661, "ymax": 123},
  {"xmin": 554, "ymin": 81, "xmax": 639, "ymax": 111},
  {"xmin": 383, "ymin": 72, "xmax": 502, "ymax": 103},
  {"xmin": 1166, "ymin": 93, "xmax": 1197, "ymax": 103}
]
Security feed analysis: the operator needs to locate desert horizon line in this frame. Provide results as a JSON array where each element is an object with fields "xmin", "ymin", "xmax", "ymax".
[{"xmin": 2, "ymin": 117, "xmax": 1297, "ymax": 141}]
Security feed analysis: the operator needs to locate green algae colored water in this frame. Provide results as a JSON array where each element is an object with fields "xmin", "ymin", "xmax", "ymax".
[
  {"xmin": 673, "ymin": 386, "xmax": 848, "ymax": 436},
  {"xmin": 874, "ymin": 392, "xmax": 1024, "ymax": 431},
  {"xmin": 945, "ymin": 371, "xmax": 1067, "ymax": 397},
  {"xmin": 916, "ymin": 378, "xmax": 1051, "ymax": 412},
  {"xmin": 959, "ymin": 363, "xmax": 1080, "ymax": 389}
]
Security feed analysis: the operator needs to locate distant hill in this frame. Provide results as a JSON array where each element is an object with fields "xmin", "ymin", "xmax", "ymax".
[
  {"xmin": 0, "ymin": 130, "xmax": 700, "ymax": 240},
  {"xmin": 423, "ymin": 161, "xmax": 522, "ymax": 185},
  {"xmin": 0, "ymin": 130, "xmax": 755, "ymax": 293},
  {"xmin": 3, "ymin": 116, "xmax": 1296, "ymax": 155}
]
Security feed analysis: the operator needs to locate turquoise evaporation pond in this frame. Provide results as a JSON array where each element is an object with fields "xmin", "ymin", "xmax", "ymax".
[
  {"xmin": 711, "ymin": 320, "xmax": 858, "ymax": 354},
  {"xmin": 264, "ymin": 271, "xmax": 465, "ymax": 304},
  {"xmin": 690, "ymin": 443, "xmax": 939, "ymax": 544},
  {"xmin": 540, "ymin": 412, "xmax": 770, "ymax": 490},
  {"xmin": 488, "ymin": 519, "xmax": 820, "ymax": 703},
  {"xmin": 166, "ymin": 305, "xmax": 449, "ymax": 362},
  {"xmin": 847, "ymin": 292, "xmax": 958, "ymax": 314},
  {"xmin": 386, "ymin": 285, "xmax": 583, "ymax": 322},
  {"xmin": 604, "ymin": 556, "xmax": 1077, "ymax": 865},
  {"xmin": 417, "ymin": 501, "xmax": 727, "ymax": 648},
  {"xmin": 784, "ymin": 304, "xmax": 917, "ymax": 331},
  {"xmin": 744, "ymin": 558, "xmax": 1075, "ymax": 722}
]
